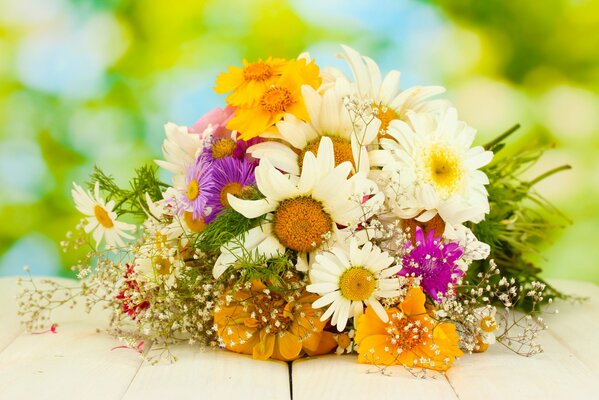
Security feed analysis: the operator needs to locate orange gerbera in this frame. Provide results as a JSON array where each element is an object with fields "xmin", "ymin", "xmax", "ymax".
[
  {"xmin": 214, "ymin": 282, "xmax": 336, "ymax": 361},
  {"xmin": 355, "ymin": 286, "xmax": 463, "ymax": 371},
  {"xmin": 224, "ymin": 59, "xmax": 321, "ymax": 140}
]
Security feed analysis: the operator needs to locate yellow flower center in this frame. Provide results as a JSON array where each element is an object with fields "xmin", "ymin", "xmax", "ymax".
[
  {"xmin": 423, "ymin": 144, "xmax": 463, "ymax": 197},
  {"xmin": 247, "ymin": 294, "xmax": 294, "ymax": 334},
  {"xmin": 273, "ymin": 196, "xmax": 332, "ymax": 253},
  {"xmin": 219, "ymin": 182, "xmax": 244, "ymax": 207},
  {"xmin": 187, "ymin": 179, "xmax": 200, "ymax": 201},
  {"xmin": 243, "ymin": 62, "xmax": 273, "ymax": 82},
  {"xmin": 153, "ymin": 256, "xmax": 171, "ymax": 275},
  {"xmin": 93, "ymin": 205, "xmax": 114, "ymax": 228},
  {"xmin": 385, "ymin": 315, "xmax": 429, "ymax": 351},
  {"xmin": 373, "ymin": 104, "xmax": 399, "ymax": 140},
  {"xmin": 183, "ymin": 211, "xmax": 206, "ymax": 232},
  {"xmin": 212, "ymin": 139, "xmax": 236, "ymax": 159},
  {"xmin": 480, "ymin": 316, "xmax": 497, "ymax": 333},
  {"xmin": 299, "ymin": 136, "xmax": 354, "ymax": 169},
  {"xmin": 338, "ymin": 267, "xmax": 376, "ymax": 301},
  {"xmin": 260, "ymin": 86, "xmax": 293, "ymax": 113}
]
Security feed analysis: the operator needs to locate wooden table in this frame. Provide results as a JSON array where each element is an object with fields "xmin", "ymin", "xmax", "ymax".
[{"xmin": 1, "ymin": 278, "xmax": 598, "ymax": 400}]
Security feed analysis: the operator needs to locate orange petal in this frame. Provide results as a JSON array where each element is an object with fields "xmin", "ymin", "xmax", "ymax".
[
  {"xmin": 355, "ymin": 306, "xmax": 391, "ymax": 344},
  {"xmin": 304, "ymin": 331, "xmax": 337, "ymax": 357},
  {"xmin": 356, "ymin": 334, "xmax": 397, "ymax": 366},
  {"xmin": 274, "ymin": 331, "xmax": 303, "ymax": 361},
  {"xmin": 400, "ymin": 286, "xmax": 427, "ymax": 316},
  {"xmin": 253, "ymin": 331, "xmax": 276, "ymax": 360}
]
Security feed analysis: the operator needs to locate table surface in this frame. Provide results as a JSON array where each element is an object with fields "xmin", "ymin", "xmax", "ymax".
[{"xmin": 1, "ymin": 277, "xmax": 598, "ymax": 400}]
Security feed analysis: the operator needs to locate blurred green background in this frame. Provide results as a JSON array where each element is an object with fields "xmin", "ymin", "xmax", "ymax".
[{"xmin": 1, "ymin": 0, "xmax": 598, "ymax": 283}]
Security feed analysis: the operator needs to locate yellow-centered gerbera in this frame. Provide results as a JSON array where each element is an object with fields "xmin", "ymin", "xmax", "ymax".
[{"xmin": 223, "ymin": 59, "xmax": 321, "ymax": 140}]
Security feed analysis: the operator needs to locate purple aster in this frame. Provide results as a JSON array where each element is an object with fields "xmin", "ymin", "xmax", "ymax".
[
  {"xmin": 204, "ymin": 156, "xmax": 256, "ymax": 223},
  {"xmin": 175, "ymin": 155, "xmax": 215, "ymax": 220},
  {"xmin": 399, "ymin": 226, "xmax": 464, "ymax": 302}
]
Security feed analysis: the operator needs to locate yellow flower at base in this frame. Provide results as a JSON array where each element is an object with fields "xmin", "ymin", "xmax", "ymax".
[
  {"xmin": 223, "ymin": 59, "xmax": 321, "ymax": 140},
  {"xmin": 355, "ymin": 286, "xmax": 463, "ymax": 371},
  {"xmin": 214, "ymin": 282, "xmax": 336, "ymax": 361}
]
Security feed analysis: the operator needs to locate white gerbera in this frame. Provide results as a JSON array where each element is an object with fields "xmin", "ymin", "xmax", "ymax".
[
  {"xmin": 248, "ymin": 84, "xmax": 381, "ymax": 176},
  {"xmin": 330, "ymin": 45, "xmax": 446, "ymax": 137},
  {"xmin": 71, "ymin": 182, "xmax": 135, "ymax": 248},
  {"xmin": 374, "ymin": 107, "xmax": 493, "ymax": 228},
  {"xmin": 212, "ymin": 136, "xmax": 384, "ymax": 279},
  {"xmin": 154, "ymin": 122, "xmax": 203, "ymax": 187},
  {"xmin": 307, "ymin": 239, "xmax": 401, "ymax": 332}
]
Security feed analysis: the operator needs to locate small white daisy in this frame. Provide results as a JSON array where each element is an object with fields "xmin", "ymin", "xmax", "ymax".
[
  {"xmin": 475, "ymin": 306, "xmax": 498, "ymax": 345},
  {"xmin": 307, "ymin": 239, "xmax": 402, "ymax": 332},
  {"xmin": 212, "ymin": 136, "xmax": 384, "ymax": 279},
  {"xmin": 248, "ymin": 84, "xmax": 380, "ymax": 176},
  {"xmin": 154, "ymin": 122, "xmax": 204, "ymax": 188},
  {"xmin": 71, "ymin": 182, "xmax": 135, "ymax": 249}
]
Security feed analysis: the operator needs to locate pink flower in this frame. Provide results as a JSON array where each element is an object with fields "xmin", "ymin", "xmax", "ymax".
[{"xmin": 189, "ymin": 105, "xmax": 236, "ymax": 141}]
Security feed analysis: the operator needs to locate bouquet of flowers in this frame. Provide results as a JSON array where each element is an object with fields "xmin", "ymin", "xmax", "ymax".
[{"xmin": 18, "ymin": 45, "xmax": 569, "ymax": 372}]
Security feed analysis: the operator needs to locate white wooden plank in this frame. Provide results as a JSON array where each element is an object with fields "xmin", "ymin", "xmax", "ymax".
[
  {"xmin": 0, "ymin": 278, "xmax": 24, "ymax": 351},
  {"xmin": 0, "ymin": 320, "xmax": 147, "ymax": 400},
  {"xmin": 446, "ymin": 313, "xmax": 599, "ymax": 399},
  {"xmin": 292, "ymin": 355, "xmax": 458, "ymax": 400},
  {"xmin": 0, "ymin": 277, "xmax": 146, "ymax": 400},
  {"xmin": 541, "ymin": 279, "xmax": 599, "ymax": 374},
  {"xmin": 122, "ymin": 346, "xmax": 291, "ymax": 400}
]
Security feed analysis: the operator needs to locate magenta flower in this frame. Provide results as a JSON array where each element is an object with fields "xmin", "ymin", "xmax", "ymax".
[
  {"xmin": 204, "ymin": 157, "xmax": 256, "ymax": 223},
  {"xmin": 399, "ymin": 227, "xmax": 464, "ymax": 302}
]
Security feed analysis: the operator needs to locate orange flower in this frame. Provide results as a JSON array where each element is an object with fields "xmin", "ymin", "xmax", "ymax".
[
  {"xmin": 215, "ymin": 57, "xmax": 287, "ymax": 107},
  {"xmin": 223, "ymin": 59, "xmax": 321, "ymax": 140},
  {"xmin": 355, "ymin": 286, "xmax": 463, "ymax": 371},
  {"xmin": 214, "ymin": 282, "xmax": 336, "ymax": 361}
]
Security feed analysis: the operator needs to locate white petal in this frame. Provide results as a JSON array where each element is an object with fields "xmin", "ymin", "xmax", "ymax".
[
  {"xmin": 366, "ymin": 298, "xmax": 389, "ymax": 323},
  {"xmin": 227, "ymin": 197, "xmax": 276, "ymax": 219}
]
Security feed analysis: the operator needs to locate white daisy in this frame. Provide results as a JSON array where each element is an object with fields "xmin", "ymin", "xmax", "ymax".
[
  {"xmin": 374, "ymin": 107, "xmax": 493, "ymax": 228},
  {"xmin": 71, "ymin": 182, "xmax": 135, "ymax": 248},
  {"xmin": 248, "ymin": 84, "xmax": 381, "ymax": 176},
  {"xmin": 154, "ymin": 122, "xmax": 203, "ymax": 188},
  {"xmin": 474, "ymin": 306, "xmax": 498, "ymax": 346},
  {"xmin": 212, "ymin": 136, "xmax": 384, "ymax": 279},
  {"xmin": 307, "ymin": 239, "xmax": 401, "ymax": 332},
  {"xmin": 331, "ymin": 45, "xmax": 447, "ymax": 138}
]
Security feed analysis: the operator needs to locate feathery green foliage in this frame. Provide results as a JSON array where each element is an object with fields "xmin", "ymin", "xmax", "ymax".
[
  {"xmin": 470, "ymin": 125, "xmax": 572, "ymax": 306},
  {"xmin": 87, "ymin": 164, "xmax": 167, "ymax": 219}
]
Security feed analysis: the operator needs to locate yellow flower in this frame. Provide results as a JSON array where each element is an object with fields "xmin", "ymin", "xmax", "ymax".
[
  {"xmin": 214, "ymin": 57, "xmax": 287, "ymax": 107},
  {"xmin": 224, "ymin": 59, "xmax": 321, "ymax": 140},
  {"xmin": 355, "ymin": 286, "xmax": 463, "ymax": 371},
  {"xmin": 214, "ymin": 282, "xmax": 336, "ymax": 361}
]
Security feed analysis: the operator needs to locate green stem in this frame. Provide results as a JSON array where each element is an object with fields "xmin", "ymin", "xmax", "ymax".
[
  {"xmin": 484, "ymin": 124, "xmax": 521, "ymax": 150},
  {"xmin": 528, "ymin": 164, "xmax": 571, "ymax": 186}
]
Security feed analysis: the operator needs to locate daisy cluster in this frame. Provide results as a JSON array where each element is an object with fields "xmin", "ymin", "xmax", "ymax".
[{"xmin": 18, "ymin": 45, "xmax": 557, "ymax": 371}]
